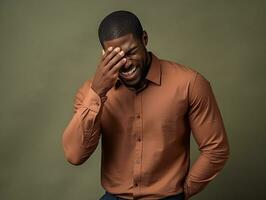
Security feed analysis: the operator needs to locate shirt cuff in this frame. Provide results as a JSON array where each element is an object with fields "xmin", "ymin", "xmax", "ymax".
[{"xmin": 81, "ymin": 86, "xmax": 107, "ymax": 113}]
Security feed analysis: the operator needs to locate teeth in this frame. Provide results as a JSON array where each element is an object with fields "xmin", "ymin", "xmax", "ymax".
[{"xmin": 121, "ymin": 66, "xmax": 136, "ymax": 76}]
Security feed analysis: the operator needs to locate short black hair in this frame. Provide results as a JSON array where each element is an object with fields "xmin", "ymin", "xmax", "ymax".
[{"xmin": 98, "ymin": 10, "xmax": 143, "ymax": 47}]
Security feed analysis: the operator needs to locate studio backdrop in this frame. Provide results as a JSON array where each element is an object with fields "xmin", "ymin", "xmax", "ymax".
[{"xmin": 0, "ymin": 0, "xmax": 265, "ymax": 199}]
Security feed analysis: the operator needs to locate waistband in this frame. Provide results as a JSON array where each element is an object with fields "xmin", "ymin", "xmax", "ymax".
[{"xmin": 104, "ymin": 191, "xmax": 185, "ymax": 200}]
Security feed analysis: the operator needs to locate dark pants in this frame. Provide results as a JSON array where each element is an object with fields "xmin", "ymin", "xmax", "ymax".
[{"xmin": 99, "ymin": 191, "xmax": 185, "ymax": 200}]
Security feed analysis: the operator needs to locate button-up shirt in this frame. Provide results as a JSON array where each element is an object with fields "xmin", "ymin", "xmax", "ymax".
[{"xmin": 62, "ymin": 52, "xmax": 230, "ymax": 200}]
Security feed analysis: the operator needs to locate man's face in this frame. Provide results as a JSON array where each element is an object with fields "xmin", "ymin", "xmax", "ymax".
[{"xmin": 103, "ymin": 32, "xmax": 149, "ymax": 88}]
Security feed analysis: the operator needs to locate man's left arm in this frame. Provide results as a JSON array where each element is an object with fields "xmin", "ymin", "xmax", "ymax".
[{"xmin": 184, "ymin": 72, "xmax": 230, "ymax": 199}]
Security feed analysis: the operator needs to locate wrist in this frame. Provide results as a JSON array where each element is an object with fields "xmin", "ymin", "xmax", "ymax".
[{"xmin": 91, "ymin": 85, "xmax": 106, "ymax": 98}]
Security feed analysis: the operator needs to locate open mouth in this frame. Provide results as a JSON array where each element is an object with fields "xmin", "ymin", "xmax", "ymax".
[
  {"xmin": 120, "ymin": 66, "xmax": 138, "ymax": 79},
  {"xmin": 120, "ymin": 65, "xmax": 137, "ymax": 76}
]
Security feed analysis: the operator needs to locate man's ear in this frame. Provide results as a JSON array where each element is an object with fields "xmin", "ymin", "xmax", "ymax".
[{"xmin": 142, "ymin": 30, "xmax": 148, "ymax": 46}]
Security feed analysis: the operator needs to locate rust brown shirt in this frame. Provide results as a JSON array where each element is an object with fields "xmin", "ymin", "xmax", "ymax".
[{"xmin": 62, "ymin": 52, "xmax": 230, "ymax": 200}]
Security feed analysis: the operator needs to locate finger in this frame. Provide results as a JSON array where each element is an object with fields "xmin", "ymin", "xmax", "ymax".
[
  {"xmin": 105, "ymin": 50, "xmax": 125, "ymax": 71},
  {"xmin": 101, "ymin": 46, "xmax": 113, "ymax": 61},
  {"xmin": 109, "ymin": 58, "xmax": 127, "ymax": 74},
  {"xmin": 102, "ymin": 47, "xmax": 121, "ymax": 66}
]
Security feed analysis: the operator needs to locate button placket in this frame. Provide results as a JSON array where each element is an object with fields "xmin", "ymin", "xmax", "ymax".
[{"xmin": 132, "ymin": 92, "xmax": 143, "ymax": 196}]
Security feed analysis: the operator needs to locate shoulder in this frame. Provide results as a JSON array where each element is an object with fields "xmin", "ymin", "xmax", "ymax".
[{"xmin": 158, "ymin": 57, "xmax": 207, "ymax": 86}]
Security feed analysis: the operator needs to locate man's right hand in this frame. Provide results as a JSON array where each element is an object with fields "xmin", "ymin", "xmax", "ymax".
[{"xmin": 91, "ymin": 46, "xmax": 126, "ymax": 97}]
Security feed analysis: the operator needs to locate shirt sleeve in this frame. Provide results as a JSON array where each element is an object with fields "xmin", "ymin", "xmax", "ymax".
[
  {"xmin": 184, "ymin": 72, "xmax": 230, "ymax": 199},
  {"xmin": 62, "ymin": 80, "xmax": 107, "ymax": 165}
]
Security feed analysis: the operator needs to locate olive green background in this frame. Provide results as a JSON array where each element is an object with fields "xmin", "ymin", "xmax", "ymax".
[{"xmin": 1, "ymin": 0, "xmax": 265, "ymax": 199}]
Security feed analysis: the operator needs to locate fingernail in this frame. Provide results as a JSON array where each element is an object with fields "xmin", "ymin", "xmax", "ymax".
[
  {"xmin": 102, "ymin": 49, "xmax": 105, "ymax": 55},
  {"xmin": 108, "ymin": 46, "xmax": 113, "ymax": 51},
  {"xmin": 119, "ymin": 51, "xmax": 124, "ymax": 56},
  {"xmin": 115, "ymin": 47, "xmax": 120, "ymax": 52}
]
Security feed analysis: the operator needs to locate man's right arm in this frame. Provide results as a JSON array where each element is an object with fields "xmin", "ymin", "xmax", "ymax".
[
  {"xmin": 62, "ymin": 46, "xmax": 126, "ymax": 165},
  {"xmin": 62, "ymin": 80, "xmax": 107, "ymax": 165}
]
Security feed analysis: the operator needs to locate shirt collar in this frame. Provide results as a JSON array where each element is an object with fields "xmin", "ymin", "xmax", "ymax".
[{"xmin": 115, "ymin": 51, "xmax": 161, "ymax": 89}]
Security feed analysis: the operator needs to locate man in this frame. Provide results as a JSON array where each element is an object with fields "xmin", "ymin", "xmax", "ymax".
[{"xmin": 62, "ymin": 10, "xmax": 230, "ymax": 200}]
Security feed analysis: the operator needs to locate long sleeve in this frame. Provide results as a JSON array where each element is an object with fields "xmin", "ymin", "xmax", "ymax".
[
  {"xmin": 184, "ymin": 72, "xmax": 230, "ymax": 199},
  {"xmin": 62, "ymin": 80, "xmax": 107, "ymax": 165}
]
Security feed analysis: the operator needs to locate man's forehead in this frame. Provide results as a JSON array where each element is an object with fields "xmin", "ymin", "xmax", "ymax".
[{"xmin": 103, "ymin": 33, "xmax": 137, "ymax": 51}]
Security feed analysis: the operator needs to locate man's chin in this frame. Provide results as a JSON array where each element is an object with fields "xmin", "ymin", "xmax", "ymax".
[
  {"xmin": 119, "ymin": 75, "xmax": 141, "ymax": 88},
  {"xmin": 122, "ymin": 79, "xmax": 140, "ymax": 87}
]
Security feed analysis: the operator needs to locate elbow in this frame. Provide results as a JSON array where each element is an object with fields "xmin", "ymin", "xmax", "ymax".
[
  {"xmin": 219, "ymin": 145, "xmax": 230, "ymax": 169},
  {"xmin": 65, "ymin": 154, "xmax": 86, "ymax": 166},
  {"xmin": 202, "ymin": 141, "xmax": 231, "ymax": 164},
  {"xmin": 221, "ymin": 138, "xmax": 230, "ymax": 161},
  {"xmin": 220, "ymin": 142, "xmax": 231, "ymax": 166},
  {"xmin": 63, "ymin": 147, "xmax": 87, "ymax": 166},
  {"xmin": 68, "ymin": 159, "xmax": 85, "ymax": 166},
  {"xmin": 62, "ymin": 134, "xmax": 87, "ymax": 166},
  {"xmin": 218, "ymin": 142, "xmax": 230, "ymax": 162},
  {"xmin": 224, "ymin": 142, "xmax": 230, "ymax": 161}
]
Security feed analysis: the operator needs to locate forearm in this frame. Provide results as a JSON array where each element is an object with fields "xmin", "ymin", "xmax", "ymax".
[
  {"xmin": 62, "ymin": 87, "xmax": 106, "ymax": 165},
  {"xmin": 184, "ymin": 122, "xmax": 230, "ymax": 199},
  {"xmin": 184, "ymin": 147, "xmax": 229, "ymax": 199}
]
